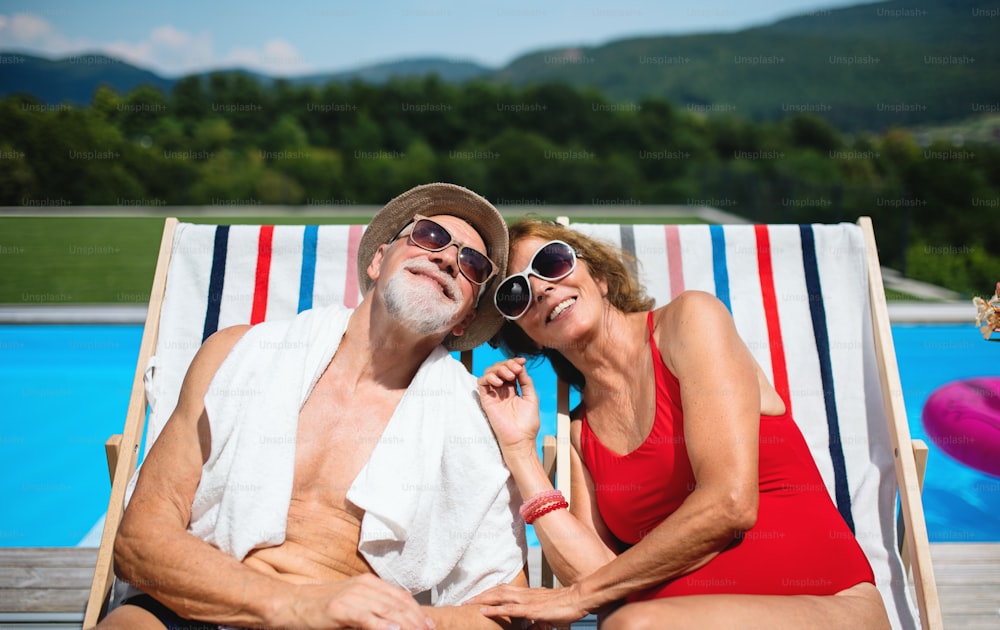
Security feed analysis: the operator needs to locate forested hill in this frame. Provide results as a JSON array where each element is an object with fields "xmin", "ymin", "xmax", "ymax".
[
  {"xmin": 0, "ymin": 54, "xmax": 489, "ymax": 106},
  {"xmin": 497, "ymin": 0, "xmax": 998, "ymax": 130},
  {"xmin": 0, "ymin": 53, "xmax": 174, "ymax": 106},
  {"xmin": 2, "ymin": 0, "xmax": 997, "ymax": 131}
]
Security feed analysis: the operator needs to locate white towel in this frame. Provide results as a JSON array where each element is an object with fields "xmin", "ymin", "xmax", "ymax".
[
  {"xmin": 189, "ymin": 304, "xmax": 350, "ymax": 556},
  {"xmin": 191, "ymin": 303, "xmax": 524, "ymax": 605}
]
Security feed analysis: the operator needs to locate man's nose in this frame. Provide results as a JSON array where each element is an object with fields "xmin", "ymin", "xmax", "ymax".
[{"xmin": 429, "ymin": 243, "xmax": 460, "ymax": 277}]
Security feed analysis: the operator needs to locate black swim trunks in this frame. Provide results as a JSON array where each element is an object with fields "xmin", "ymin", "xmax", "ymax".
[{"xmin": 122, "ymin": 594, "xmax": 221, "ymax": 630}]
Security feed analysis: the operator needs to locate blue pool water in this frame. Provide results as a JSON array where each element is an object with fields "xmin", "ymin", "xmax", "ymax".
[
  {"xmin": 0, "ymin": 323, "xmax": 998, "ymax": 547},
  {"xmin": 891, "ymin": 325, "xmax": 1000, "ymax": 542},
  {"xmin": 1, "ymin": 326, "xmax": 138, "ymax": 547}
]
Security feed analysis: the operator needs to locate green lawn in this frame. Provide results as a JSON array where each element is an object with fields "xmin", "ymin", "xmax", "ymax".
[
  {"xmin": 0, "ymin": 216, "xmax": 393, "ymax": 304},
  {"xmin": 1, "ymin": 217, "xmax": 167, "ymax": 304},
  {"xmin": 884, "ymin": 287, "xmax": 930, "ymax": 302},
  {"xmin": 0, "ymin": 215, "xmax": 707, "ymax": 304},
  {"xmin": 8, "ymin": 215, "xmax": 929, "ymax": 305}
]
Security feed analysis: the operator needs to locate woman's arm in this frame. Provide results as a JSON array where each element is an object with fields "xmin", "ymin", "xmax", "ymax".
[{"xmin": 478, "ymin": 360, "xmax": 619, "ymax": 583}]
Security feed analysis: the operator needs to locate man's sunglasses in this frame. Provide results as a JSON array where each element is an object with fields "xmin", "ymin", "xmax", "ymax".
[
  {"xmin": 393, "ymin": 215, "xmax": 497, "ymax": 286},
  {"xmin": 494, "ymin": 240, "xmax": 578, "ymax": 320}
]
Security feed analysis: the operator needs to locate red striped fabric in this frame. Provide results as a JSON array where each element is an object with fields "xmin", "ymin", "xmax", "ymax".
[
  {"xmin": 344, "ymin": 224, "xmax": 364, "ymax": 308},
  {"xmin": 250, "ymin": 225, "xmax": 275, "ymax": 324},
  {"xmin": 664, "ymin": 225, "xmax": 685, "ymax": 300},
  {"xmin": 753, "ymin": 224, "xmax": 791, "ymax": 412}
]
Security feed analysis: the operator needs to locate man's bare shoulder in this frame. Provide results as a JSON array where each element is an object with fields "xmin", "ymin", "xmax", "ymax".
[
  {"xmin": 177, "ymin": 324, "xmax": 253, "ymax": 403},
  {"xmin": 200, "ymin": 324, "xmax": 254, "ymax": 359}
]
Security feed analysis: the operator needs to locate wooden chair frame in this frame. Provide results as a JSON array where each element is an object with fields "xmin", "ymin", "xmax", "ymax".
[{"xmin": 84, "ymin": 218, "xmax": 177, "ymax": 627}]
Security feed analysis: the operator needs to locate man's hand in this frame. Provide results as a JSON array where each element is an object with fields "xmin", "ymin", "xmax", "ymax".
[{"xmin": 280, "ymin": 574, "xmax": 435, "ymax": 630}]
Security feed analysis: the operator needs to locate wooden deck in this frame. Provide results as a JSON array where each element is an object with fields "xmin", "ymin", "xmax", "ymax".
[
  {"xmin": 923, "ymin": 543, "xmax": 1000, "ymax": 630},
  {"xmin": 0, "ymin": 548, "xmax": 97, "ymax": 628},
  {"xmin": 2, "ymin": 544, "xmax": 998, "ymax": 628}
]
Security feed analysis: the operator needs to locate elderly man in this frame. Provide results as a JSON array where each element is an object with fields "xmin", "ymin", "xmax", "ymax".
[{"xmin": 96, "ymin": 183, "xmax": 526, "ymax": 630}]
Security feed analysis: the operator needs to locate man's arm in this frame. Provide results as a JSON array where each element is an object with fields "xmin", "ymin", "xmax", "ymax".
[{"xmin": 112, "ymin": 326, "xmax": 432, "ymax": 630}]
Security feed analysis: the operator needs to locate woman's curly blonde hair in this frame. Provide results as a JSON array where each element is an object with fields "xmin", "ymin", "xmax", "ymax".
[{"xmin": 492, "ymin": 219, "xmax": 654, "ymax": 390}]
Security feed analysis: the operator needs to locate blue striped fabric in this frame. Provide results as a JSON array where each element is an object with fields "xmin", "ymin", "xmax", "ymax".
[
  {"xmin": 202, "ymin": 225, "xmax": 230, "ymax": 343},
  {"xmin": 298, "ymin": 225, "xmax": 319, "ymax": 313},
  {"xmin": 798, "ymin": 225, "xmax": 855, "ymax": 533},
  {"xmin": 709, "ymin": 225, "xmax": 731, "ymax": 311},
  {"xmin": 618, "ymin": 224, "xmax": 637, "ymax": 279}
]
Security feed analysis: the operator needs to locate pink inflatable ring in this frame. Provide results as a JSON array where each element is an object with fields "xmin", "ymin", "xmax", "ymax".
[{"xmin": 922, "ymin": 377, "xmax": 1000, "ymax": 478}]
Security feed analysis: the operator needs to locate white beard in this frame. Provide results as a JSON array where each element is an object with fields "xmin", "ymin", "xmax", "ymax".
[{"xmin": 383, "ymin": 259, "xmax": 464, "ymax": 336}]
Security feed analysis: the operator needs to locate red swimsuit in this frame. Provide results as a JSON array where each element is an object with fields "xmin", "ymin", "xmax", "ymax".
[{"xmin": 579, "ymin": 313, "xmax": 874, "ymax": 599}]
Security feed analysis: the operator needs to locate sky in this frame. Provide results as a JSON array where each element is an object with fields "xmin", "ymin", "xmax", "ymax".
[{"xmin": 0, "ymin": 0, "xmax": 875, "ymax": 77}]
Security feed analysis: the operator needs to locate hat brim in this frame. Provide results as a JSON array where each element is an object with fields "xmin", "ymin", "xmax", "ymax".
[{"xmin": 357, "ymin": 183, "xmax": 509, "ymax": 352}]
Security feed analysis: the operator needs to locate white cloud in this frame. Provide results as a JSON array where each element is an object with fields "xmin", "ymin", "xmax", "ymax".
[
  {"xmin": 221, "ymin": 38, "xmax": 312, "ymax": 76},
  {"xmin": 104, "ymin": 26, "xmax": 213, "ymax": 75},
  {"xmin": 2, "ymin": 12, "xmax": 51, "ymax": 41},
  {"xmin": 0, "ymin": 12, "xmax": 84, "ymax": 55},
  {"xmin": 150, "ymin": 25, "xmax": 192, "ymax": 48},
  {"xmin": 0, "ymin": 12, "xmax": 311, "ymax": 76}
]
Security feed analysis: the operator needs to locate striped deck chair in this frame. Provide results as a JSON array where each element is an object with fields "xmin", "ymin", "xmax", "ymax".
[
  {"xmin": 83, "ymin": 219, "xmax": 474, "ymax": 626},
  {"xmin": 539, "ymin": 218, "xmax": 942, "ymax": 630}
]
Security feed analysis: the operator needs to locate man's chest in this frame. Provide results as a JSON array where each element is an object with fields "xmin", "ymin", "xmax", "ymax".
[{"xmin": 291, "ymin": 375, "xmax": 403, "ymax": 502}]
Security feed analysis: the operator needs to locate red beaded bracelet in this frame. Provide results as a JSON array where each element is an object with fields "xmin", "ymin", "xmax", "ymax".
[
  {"xmin": 519, "ymin": 489, "xmax": 565, "ymax": 520},
  {"xmin": 524, "ymin": 500, "xmax": 569, "ymax": 525}
]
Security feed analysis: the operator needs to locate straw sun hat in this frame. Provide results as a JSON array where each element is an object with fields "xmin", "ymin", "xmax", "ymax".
[{"xmin": 357, "ymin": 182, "xmax": 509, "ymax": 351}]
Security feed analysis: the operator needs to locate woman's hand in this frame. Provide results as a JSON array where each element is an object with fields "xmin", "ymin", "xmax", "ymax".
[
  {"xmin": 477, "ymin": 358, "xmax": 541, "ymax": 457},
  {"xmin": 468, "ymin": 584, "xmax": 591, "ymax": 627}
]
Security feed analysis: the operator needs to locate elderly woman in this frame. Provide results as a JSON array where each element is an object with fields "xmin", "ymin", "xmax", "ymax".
[{"xmin": 473, "ymin": 220, "xmax": 890, "ymax": 629}]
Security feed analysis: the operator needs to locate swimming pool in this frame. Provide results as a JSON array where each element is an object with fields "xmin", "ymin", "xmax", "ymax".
[
  {"xmin": 891, "ymin": 324, "xmax": 1000, "ymax": 542},
  {"xmin": 1, "ymin": 323, "xmax": 997, "ymax": 547}
]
